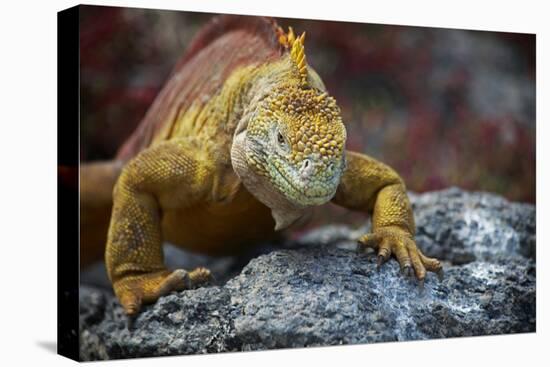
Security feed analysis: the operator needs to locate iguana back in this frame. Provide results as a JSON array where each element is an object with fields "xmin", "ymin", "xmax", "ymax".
[
  {"xmin": 116, "ymin": 15, "xmax": 285, "ymax": 161},
  {"xmin": 80, "ymin": 15, "xmax": 286, "ymax": 266}
]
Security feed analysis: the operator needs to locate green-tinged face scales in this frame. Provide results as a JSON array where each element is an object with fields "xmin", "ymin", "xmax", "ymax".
[{"xmin": 245, "ymin": 86, "xmax": 347, "ymax": 207}]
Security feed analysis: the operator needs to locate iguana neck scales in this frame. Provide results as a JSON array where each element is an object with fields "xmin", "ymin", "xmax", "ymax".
[{"xmin": 79, "ymin": 15, "xmax": 442, "ymax": 316}]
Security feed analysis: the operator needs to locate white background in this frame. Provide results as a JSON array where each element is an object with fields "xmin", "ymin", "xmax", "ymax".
[{"xmin": 0, "ymin": 0, "xmax": 546, "ymax": 365}]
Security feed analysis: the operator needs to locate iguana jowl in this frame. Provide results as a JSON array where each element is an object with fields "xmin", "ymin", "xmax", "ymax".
[{"xmin": 80, "ymin": 16, "xmax": 442, "ymax": 316}]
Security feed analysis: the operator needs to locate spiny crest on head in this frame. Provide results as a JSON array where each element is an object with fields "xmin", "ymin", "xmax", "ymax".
[{"xmin": 278, "ymin": 26, "xmax": 308, "ymax": 83}]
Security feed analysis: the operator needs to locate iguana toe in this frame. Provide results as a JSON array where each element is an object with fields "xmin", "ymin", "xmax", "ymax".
[
  {"xmin": 188, "ymin": 267, "xmax": 214, "ymax": 287},
  {"xmin": 358, "ymin": 226, "xmax": 443, "ymax": 284},
  {"xmin": 113, "ymin": 267, "xmax": 213, "ymax": 316}
]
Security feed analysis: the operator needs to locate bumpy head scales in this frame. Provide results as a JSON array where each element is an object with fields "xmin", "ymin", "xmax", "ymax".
[
  {"xmin": 233, "ymin": 25, "xmax": 347, "ymax": 220},
  {"xmin": 245, "ymin": 84, "xmax": 347, "ymax": 207}
]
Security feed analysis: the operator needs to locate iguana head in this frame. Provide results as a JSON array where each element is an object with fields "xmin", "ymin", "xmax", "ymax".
[
  {"xmin": 231, "ymin": 29, "xmax": 347, "ymax": 229},
  {"xmin": 245, "ymin": 85, "xmax": 346, "ymax": 206}
]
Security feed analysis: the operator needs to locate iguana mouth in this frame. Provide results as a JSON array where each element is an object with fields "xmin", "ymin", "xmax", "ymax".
[{"xmin": 271, "ymin": 163, "xmax": 336, "ymax": 202}]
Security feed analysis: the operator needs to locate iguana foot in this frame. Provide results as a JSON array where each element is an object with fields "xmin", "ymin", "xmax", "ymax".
[
  {"xmin": 114, "ymin": 267, "xmax": 213, "ymax": 316},
  {"xmin": 357, "ymin": 226, "xmax": 442, "ymax": 285}
]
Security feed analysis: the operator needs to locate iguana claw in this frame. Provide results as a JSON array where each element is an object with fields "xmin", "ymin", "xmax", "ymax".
[
  {"xmin": 114, "ymin": 267, "xmax": 213, "ymax": 316},
  {"xmin": 358, "ymin": 226, "xmax": 443, "ymax": 283},
  {"xmin": 376, "ymin": 255, "xmax": 385, "ymax": 270}
]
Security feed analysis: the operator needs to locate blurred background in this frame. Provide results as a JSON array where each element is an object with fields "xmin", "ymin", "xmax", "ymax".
[{"xmin": 79, "ymin": 5, "xmax": 535, "ymax": 209}]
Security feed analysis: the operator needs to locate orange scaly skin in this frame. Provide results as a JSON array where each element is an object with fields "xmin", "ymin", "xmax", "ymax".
[{"xmin": 88, "ymin": 16, "xmax": 442, "ymax": 316}]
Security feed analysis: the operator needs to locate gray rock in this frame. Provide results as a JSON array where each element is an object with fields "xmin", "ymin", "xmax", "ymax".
[
  {"xmin": 79, "ymin": 188, "xmax": 535, "ymax": 360},
  {"xmin": 410, "ymin": 187, "xmax": 536, "ymax": 263}
]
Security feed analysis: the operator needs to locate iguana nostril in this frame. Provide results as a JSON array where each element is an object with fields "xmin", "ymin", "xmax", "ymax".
[
  {"xmin": 301, "ymin": 159, "xmax": 311, "ymax": 172},
  {"xmin": 299, "ymin": 159, "xmax": 316, "ymax": 180}
]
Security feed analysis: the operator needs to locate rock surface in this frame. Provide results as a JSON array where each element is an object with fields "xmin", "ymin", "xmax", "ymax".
[{"xmin": 79, "ymin": 188, "xmax": 536, "ymax": 360}]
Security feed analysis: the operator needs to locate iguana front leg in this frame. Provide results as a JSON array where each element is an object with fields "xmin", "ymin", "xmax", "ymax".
[
  {"xmin": 106, "ymin": 139, "xmax": 213, "ymax": 316},
  {"xmin": 332, "ymin": 151, "xmax": 442, "ymax": 283}
]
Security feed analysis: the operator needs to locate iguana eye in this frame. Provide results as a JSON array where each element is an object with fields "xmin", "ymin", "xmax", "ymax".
[
  {"xmin": 277, "ymin": 132, "xmax": 286, "ymax": 146},
  {"xmin": 274, "ymin": 129, "xmax": 290, "ymax": 153}
]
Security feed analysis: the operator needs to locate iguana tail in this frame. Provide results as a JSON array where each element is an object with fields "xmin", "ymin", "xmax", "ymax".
[{"xmin": 79, "ymin": 160, "xmax": 123, "ymax": 267}]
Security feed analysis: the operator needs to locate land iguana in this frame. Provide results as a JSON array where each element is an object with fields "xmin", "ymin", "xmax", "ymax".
[{"xmin": 79, "ymin": 15, "xmax": 443, "ymax": 316}]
